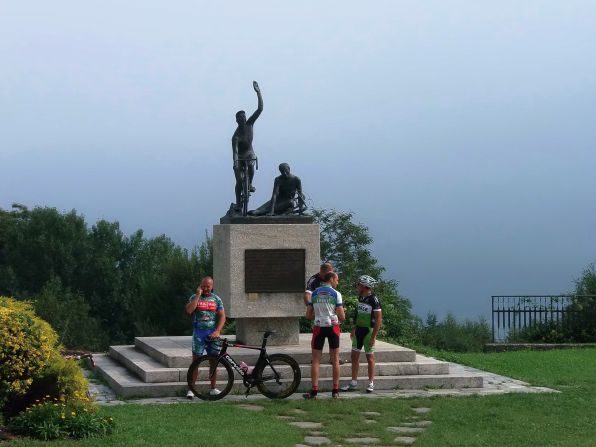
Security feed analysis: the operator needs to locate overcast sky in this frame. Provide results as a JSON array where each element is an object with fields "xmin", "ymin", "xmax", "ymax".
[{"xmin": 1, "ymin": 1, "xmax": 595, "ymax": 320}]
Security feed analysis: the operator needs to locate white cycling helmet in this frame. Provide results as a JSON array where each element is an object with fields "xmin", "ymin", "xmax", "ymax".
[{"xmin": 357, "ymin": 275, "xmax": 377, "ymax": 289}]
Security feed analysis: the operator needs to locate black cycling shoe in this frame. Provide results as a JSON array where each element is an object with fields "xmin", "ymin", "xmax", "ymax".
[{"xmin": 302, "ymin": 390, "xmax": 318, "ymax": 400}]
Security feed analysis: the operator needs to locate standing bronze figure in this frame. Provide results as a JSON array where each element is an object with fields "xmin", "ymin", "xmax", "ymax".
[{"xmin": 232, "ymin": 81, "xmax": 263, "ymax": 213}]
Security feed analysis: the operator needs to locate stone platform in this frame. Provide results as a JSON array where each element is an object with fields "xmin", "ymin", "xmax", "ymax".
[{"xmin": 94, "ymin": 334, "xmax": 484, "ymax": 398}]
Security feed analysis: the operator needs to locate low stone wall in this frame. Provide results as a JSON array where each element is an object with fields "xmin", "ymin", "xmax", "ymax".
[{"xmin": 483, "ymin": 343, "xmax": 596, "ymax": 352}]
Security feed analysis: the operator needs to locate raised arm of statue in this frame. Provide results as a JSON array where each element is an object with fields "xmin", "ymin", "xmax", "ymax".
[{"xmin": 247, "ymin": 81, "xmax": 263, "ymax": 124}]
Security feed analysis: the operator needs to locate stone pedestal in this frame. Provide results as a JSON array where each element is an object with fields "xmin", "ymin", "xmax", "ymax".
[{"xmin": 213, "ymin": 223, "xmax": 319, "ymax": 345}]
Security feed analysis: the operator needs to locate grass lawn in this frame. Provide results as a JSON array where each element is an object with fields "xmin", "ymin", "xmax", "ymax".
[{"xmin": 6, "ymin": 348, "xmax": 595, "ymax": 447}]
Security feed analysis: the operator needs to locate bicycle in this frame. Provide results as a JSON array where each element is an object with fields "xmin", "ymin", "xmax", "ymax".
[
  {"xmin": 236, "ymin": 157, "xmax": 258, "ymax": 216},
  {"xmin": 61, "ymin": 350, "xmax": 95, "ymax": 368},
  {"xmin": 186, "ymin": 331, "xmax": 301, "ymax": 401}
]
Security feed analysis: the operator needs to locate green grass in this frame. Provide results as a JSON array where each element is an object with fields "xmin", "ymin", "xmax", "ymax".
[
  {"xmin": 413, "ymin": 348, "xmax": 596, "ymax": 446},
  {"xmin": 6, "ymin": 349, "xmax": 595, "ymax": 446}
]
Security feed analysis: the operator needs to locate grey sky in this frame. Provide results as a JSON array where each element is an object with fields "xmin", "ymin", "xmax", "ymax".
[{"xmin": 1, "ymin": 1, "xmax": 595, "ymax": 320}]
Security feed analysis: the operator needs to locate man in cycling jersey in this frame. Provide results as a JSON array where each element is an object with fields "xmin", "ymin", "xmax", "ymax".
[
  {"xmin": 341, "ymin": 275, "xmax": 382, "ymax": 393},
  {"xmin": 185, "ymin": 276, "xmax": 226, "ymax": 398},
  {"xmin": 303, "ymin": 271, "xmax": 346, "ymax": 399},
  {"xmin": 303, "ymin": 262, "xmax": 334, "ymax": 305}
]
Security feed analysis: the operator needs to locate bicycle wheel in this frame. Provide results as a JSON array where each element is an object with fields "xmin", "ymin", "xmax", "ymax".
[
  {"xmin": 187, "ymin": 355, "xmax": 234, "ymax": 401},
  {"xmin": 255, "ymin": 353, "xmax": 301, "ymax": 399}
]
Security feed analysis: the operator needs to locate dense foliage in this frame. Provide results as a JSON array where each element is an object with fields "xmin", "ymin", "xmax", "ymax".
[
  {"xmin": 305, "ymin": 209, "xmax": 421, "ymax": 343},
  {"xmin": 0, "ymin": 297, "xmax": 56, "ymax": 408},
  {"xmin": 0, "ymin": 297, "xmax": 90, "ymax": 418},
  {"xmin": 0, "ymin": 204, "xmax": 212, "ymax": 350},
  {"xmin": 417, "ymin": 312, "xmax": 492, "ymax": 352}
]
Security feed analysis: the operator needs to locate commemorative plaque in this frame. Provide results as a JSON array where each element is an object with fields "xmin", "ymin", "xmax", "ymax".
[{"xmin": 245, "ymin": 249, "xmax": 305, "ymax": 293}]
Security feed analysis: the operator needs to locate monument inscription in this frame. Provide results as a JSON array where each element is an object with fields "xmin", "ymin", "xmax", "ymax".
[{"xmin": 245, "ymin": 249, "xmax": 305, "ymax": 293}]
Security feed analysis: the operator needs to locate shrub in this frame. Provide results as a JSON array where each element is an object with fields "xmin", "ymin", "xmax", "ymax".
[
  {"xmin": 0, "ymin": 297, "xmax": 58, "ymax": 409},
  {"xmin": 4, "ymin": 352, "xmax": 90, "ymax": 417},
  {"xmin": 419, "ymin": 313, "xmax": 492, "ymax": 352},
  {"xmin": 8, "ymin": 398, "xmax": 114, "ymax": 440}
]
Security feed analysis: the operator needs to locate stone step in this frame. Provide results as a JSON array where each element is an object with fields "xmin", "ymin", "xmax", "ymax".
[
  {"xmin": 135, "ymin": 334, "xmax": 417, "ymax": 368},
  {"xmin": 93, "ymin": 354, "xmax": 187, "ymax": 398},
  {"xmin": 109, "ymin": 345, "xmax": 448, "ymax": 383},
  {"xmin": 109, "ymin": 346, "xmax": 186, "ymax": 383},
  {"xmin": 94, "ymin": 354, "xmax": 481, "ymax": 398}
]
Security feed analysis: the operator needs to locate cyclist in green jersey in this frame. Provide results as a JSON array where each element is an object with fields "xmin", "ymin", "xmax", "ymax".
[{"xmin": 341, "ymin": 275, "xmax": 382, "ymax": 393}]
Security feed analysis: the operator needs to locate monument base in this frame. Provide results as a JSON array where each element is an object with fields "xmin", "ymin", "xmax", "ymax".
[{"xmin": 235, "ymin": 317, "xmax": 300, "ymax": 346}]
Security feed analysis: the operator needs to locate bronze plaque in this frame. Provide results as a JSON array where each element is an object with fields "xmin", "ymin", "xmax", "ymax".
[{"xmin": 245, "ymin": 249, "xmax": 305, "ymax": 293}]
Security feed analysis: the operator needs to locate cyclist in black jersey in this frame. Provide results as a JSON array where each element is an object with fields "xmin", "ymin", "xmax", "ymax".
[
  {"xmin": 303, "ymin": 262, "xmax": 334, "ymax": 305},
  {"xmin": 341, "ymin": 275, "xmax": 382, "ymax": 393}
]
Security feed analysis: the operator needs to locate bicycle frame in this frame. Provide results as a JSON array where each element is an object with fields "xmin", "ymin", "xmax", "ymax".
[
  {"xmin": 237, "ymin": 157, "xmax": 258, "ymax": 216},
  {"xmin": 211, "ymin": 332, "xmax": 277, "ymax": 388}
]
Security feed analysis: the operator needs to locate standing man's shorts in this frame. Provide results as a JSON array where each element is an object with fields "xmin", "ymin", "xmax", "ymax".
[
  {"xmin": 352, "ymin": 326, "xmax": 375, "ymax": 354},
  {"xmin": 311, "ymin": 325, "xmax": 341, "ymax": 350},
  {"xmin": 192, "ymin": 328, "xmax": 219, "ymax": 356}
]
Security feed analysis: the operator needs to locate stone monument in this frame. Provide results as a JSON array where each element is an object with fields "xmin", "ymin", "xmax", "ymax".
[{"xmin": 214, "ymin": 81, "xmax": 318, "ymax": 345}]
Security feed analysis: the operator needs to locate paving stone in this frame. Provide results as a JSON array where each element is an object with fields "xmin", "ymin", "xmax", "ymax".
[
  {"xmin": 343, "ymin": 437, "xmax": 380, "ymax": 444},
  {"xmin": 361, "ymin": 411, "xmax": 381, "ymax": 416},
  {"xmin": 290, "ymin": 421, "xmax": 324, "ymax": 429},
  {"xmin": 412, "ymin": 407, "xmax": 431, "ymax": 414},
  {"xmin": 277, "ymin": 415, "xmax": 295, "ymax": 420},
  {"xmin": 386, "ymin": 427, "xmax": 424, "ymax": 434},
  {"xmin": 237, "ymin": 404, "xmax": 264, "ymax": 411},
  {"xmin": 296, "ymin": 444, "xmax": 311, "ymax": 447},
  {"xmin": 394, "ymin": 437, "xmax": 417, "ymax": 445},
  {"xmin": 365, "ymin": 419, "xmax": 377, "ymax": 424},
  {"xmin": 402, "ymin": 421, "xmax": 431, "ymax": 428},
  {"xmin": 304, "ymin": 436, "xmax": 332, "ymax": 445},
  {"xmin": 293, "ymin": 408, "xmax": 308, "ymax": 414}
]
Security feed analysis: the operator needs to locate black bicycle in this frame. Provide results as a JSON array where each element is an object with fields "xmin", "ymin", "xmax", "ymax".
[
  {"xmin": 237, "ymin": 157, "xmax": 258, "ymax": 216},
  {"xmin": 186, "ymin": 331, "xmax": 301, "ymax": 401}
]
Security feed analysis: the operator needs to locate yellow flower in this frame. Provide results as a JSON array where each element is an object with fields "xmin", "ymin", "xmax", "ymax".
[{"xmin": 71, "ymin": 412, "xmax": 76, "ymax": 416}]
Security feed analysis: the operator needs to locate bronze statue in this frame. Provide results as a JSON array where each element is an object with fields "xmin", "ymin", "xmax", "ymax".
[
  {"xmin": 248, "ymin": 163, "xmax": 307, "ymax": 216},
  {"xmin": 232, "ymin": 81, "xmax": 262, "ymax": 211}
]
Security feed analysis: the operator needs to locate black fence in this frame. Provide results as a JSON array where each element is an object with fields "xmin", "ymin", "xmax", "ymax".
[{"xmin": 491, "ymin": 295, "xmax": 596, "ymax": 342}]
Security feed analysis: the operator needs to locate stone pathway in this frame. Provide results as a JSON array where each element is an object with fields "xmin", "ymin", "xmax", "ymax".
[{"xmin": 271, "ymin": 405, "xmax": 436, "ymax": 446}]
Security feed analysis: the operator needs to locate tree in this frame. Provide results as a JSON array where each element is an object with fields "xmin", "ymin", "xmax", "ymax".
[
  {"xmin": 0, "ymin": 204, "xmax": 213, "ymax": 350},
  {"xmin": 309, "ymin": 208, "xmax": 421, "ymax": 343}
]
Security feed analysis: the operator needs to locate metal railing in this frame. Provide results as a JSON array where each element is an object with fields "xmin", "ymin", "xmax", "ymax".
[{"xmin": 491, "ymin": 295, "xmax": 596, "ymax": 342}]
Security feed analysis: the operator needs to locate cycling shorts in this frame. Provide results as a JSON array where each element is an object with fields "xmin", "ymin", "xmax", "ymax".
[
  {"xmin": 352, "ymin": 326, "xmax": 375, "ymax": 354},
  {"xmin": 192, "ymin": 328, "xmax": 219, "ymax": 356},
  {"xmin": 311, "ymin": 325, "xmax": 341, "ymax": 351}
]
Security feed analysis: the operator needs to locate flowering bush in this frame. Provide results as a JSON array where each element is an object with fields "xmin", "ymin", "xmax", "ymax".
[
  {"xmin": 0, "ymin": 297, "xmax": 58, "ymax": 408},
  {"xmin": 8, "ymin": 397, "xmax": 114, "ymax": 440}
]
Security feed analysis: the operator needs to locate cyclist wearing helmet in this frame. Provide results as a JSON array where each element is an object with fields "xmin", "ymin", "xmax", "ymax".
[{"xmin": 341, "ymin": 275, "xmax": 382, "ymax": 393}]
